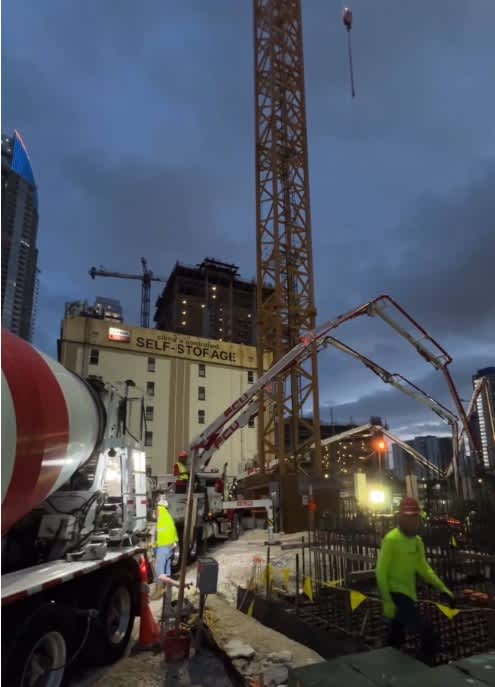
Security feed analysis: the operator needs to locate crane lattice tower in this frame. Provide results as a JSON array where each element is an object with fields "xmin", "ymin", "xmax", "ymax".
[{"xmin": 254, "ymin": 0, "xmax": 322, "ymax": 476}]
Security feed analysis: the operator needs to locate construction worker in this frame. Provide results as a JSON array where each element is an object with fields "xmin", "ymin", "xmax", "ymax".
[
  {"xmin": 376, "ymin": 496, "xmax": 454, "ymax": 664},
  {"xmin": 173, "ymin": 450, "xmax": 189, "ymax": 493},
  {"xmin": 154, "ymin": 495, "xmax": 179, "ymax": 580}
]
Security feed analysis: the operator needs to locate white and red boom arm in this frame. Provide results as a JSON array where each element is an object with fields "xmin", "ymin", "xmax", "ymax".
[
  {"xmin": 324, "ymin": 336, "xmax": 458, "ymax": 426},
  {"xmin": 187, "ymin": 298, "xmax": 378, "ymax": 471},
  {"xmin": 185, "ymin": 294, "xmax": 474, "ymax": 475}
]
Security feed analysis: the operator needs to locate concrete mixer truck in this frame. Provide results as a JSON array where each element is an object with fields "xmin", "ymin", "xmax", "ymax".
[{"xmin": 1, "ymin": 330, "xmax": 151, "ymax": 687}]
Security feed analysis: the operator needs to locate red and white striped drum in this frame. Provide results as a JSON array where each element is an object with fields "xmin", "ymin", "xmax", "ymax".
[{"xmin": 1, "ymin": 330, "xmax": 103, "ymax": 535}]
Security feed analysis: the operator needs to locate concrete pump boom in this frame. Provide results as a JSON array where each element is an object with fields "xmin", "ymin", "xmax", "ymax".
[
  {"xmin": 324, "ymin": 336, "xmax": 458, "ymax": 426},
  {"xmin": 184, "ymin": 295, "xmax": 472, "ymax": 480}
]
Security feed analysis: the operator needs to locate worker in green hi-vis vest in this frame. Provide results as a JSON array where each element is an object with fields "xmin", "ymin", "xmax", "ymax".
[
  {"xmin": 376, "ymin": 497, "xmax": 454, "ymax": 664},
  {"xmin": 154, "ymin": 494, "xmax": 179, "ymax": 580}
]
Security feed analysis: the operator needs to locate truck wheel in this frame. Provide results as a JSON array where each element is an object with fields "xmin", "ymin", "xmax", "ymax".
[
  {"xmin": 82, "ymin": 572, "xmax": 135, "ymax": 665},
  {"xmin": 5, "ymin": 604, "xmax": 72, "ymax": 687}
]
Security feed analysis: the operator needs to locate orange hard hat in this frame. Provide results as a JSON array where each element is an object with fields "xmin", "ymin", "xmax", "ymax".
[
  {"xmin": 178, "ymin": 451, "xmax": 188, "ymax": 459},
  {"xmin": 399, "ymin": 497, "xmax": 421, "ymax": 516}
]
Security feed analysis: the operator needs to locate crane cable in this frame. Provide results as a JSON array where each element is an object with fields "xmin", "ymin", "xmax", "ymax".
[{"xmin": 342, "ymin": 7, "xmax": 356, "ymax": 99}]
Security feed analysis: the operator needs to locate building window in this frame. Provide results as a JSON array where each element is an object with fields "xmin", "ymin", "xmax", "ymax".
[
  {"xmin": 145, "ymin": 431, "xmax": 153, "ymax": 447},
  {"xmin": 198, "ymin": 386, "xmax": 206, "ymax": 401},
  {"xmin": 248, "ymin": 370, "xmax": 254, "ymax": 384},
  {"xmin": 198, "ymin": 363, "xmax": 206, "ymax": 378},
  {"xmin": 248, "ymin": 417, "xmax": 255, "ymax": 428},
  {"xmin": 145, "ymin": 405, "xmax": 154, "ymax": 422},
  {"xmin": 198, "ymin": 409, "xmax": 206, "ymax": 425},
  {"xmin": 146, "ymin": 382, "xmax": 155, "ymax": 397},
  {"xmin": 148, "ymin": 357, "xmax": 156, "ymax": 372},
  {"xmin": 89, "ymin": 349, "xmax": 99, "ymax": 365}
]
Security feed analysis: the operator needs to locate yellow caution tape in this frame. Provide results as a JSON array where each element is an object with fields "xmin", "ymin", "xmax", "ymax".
[
  {"xmin": 303, "ymin": 576, "xmax": 314, "ymax": 602},
  {"xmin": 257, "ymin": 569, "xmax": 495, "ymax": 619},
  {"xmin": 247, "ymin": 600, "xmax": 255, "ymax": 617},
  {"xmin": 435, "ymin": 603, "xmax": 460, "ymax": 620},
  {"xmin": 322, "ymin": 579, "xmax": 344, "ymax": 588},
  {"xmin": 350, "ymin": 590, "xmax": 367, "ymax": 611}
]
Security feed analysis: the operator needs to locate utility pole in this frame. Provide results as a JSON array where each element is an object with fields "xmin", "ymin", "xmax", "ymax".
[{"xmin": 254, "ymin": 0, "xmax": 322, "ymax": 478}]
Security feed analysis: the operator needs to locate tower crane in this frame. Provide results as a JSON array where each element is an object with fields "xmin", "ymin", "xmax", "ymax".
[
  {"xmin": 254, "ymin": 0, "xmax": 323, "ymax": 478},
  {"xmin": 89, "ymin": 258, "xmax": 166, "ymax": 329}
]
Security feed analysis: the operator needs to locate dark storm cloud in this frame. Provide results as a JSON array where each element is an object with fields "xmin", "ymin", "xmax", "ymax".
[
  {"xmin": 319, "ymin": 340, "xmax": 492, "ymax": 437},
  {"xmin": 61, "ymin": 151, "xmax": 222, "ymax": 261},
  {"xmin": 2, "ymin": 1, "xmax": 494, "ymax": 427},
  {"xmin": 362, "ymin": 160, "xmax": 495, "ymax": 336}
]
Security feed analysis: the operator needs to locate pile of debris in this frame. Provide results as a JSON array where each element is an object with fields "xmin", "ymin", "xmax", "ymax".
[
  {"xmin": 224, "ymin": 642, "xmax": 293, "ymax": 687},
  {"xmin": 205, "ymin": 595, "xmax": 324, "ymax": 686}
]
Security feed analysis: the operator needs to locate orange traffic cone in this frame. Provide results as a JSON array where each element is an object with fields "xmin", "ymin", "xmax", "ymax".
[{"xmin": 135, "ymin": 560, "xmax": 161, "ymax": 651}]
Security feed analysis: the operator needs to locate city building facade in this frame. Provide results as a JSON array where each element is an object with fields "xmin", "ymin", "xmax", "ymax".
[
  {"xmin": 154, "ymin": 257, "xmax": 270, "ymax": 346},
  {"xmin": 1, "ymin": 131, "xmax": 39, "ymax": 340},
  {"xmin": 59, "ymin": 316, "xmax": 269, "ymax": 477},
  {"xmin": 472, "ymin": 367, "xmax": 495, "ymax": 471},
  {"xmin": 391, "ymin": 434, "xmax": 452, "ymax": 480}
]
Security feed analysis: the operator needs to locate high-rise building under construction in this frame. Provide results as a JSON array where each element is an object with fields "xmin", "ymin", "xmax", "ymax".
[
  {"xmin": 154, "ymin": 258, "xmax": 269, "ymax": 346},
  {"xmin": 1, "ymin": 131, "xmax": 39, "ymax": 341}
]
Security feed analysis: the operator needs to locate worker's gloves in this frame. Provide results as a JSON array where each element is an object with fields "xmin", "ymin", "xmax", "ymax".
[{"xmin": 383, "ymin": 600, "xmax": 397, "ymax": 619}]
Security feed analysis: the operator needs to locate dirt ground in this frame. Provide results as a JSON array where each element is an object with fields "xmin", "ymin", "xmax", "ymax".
[{"xmin": 86, "ymin": 530, "xmax": 320, "ymax": 686}]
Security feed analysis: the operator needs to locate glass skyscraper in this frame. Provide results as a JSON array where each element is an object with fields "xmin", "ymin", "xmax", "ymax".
[{"xmin": 1, "ymin": 131, "xmax": 39, "ymax": 341}]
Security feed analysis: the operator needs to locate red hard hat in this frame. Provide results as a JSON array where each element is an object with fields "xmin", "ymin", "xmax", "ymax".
[
  {"xmin": 399, "ymin": 497, "xmax": 421, "ymax": 516},
  {"xmin": 178, "ymin": 451, "xmax": 188, "ymax": 459}
]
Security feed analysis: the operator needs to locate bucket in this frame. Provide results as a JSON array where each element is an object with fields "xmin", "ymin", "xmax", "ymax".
[{"xmin": 162, "ymin": 629, "xmax": 191, "ymax": 662}]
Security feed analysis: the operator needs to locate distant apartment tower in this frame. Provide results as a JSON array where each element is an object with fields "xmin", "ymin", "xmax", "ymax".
[
  {"xmin": 1, "ymin": 131, "xmax": 39, "ymax": 341},
  {"xmin": 154, "ymin": 258, "xmax": 265, "ymax": 346},
  {"xmin": 392, "ymin": 435, "xmax": 452, "ymax": 480},
  {"xmin": 472, "ymin": 367, "xmax": 495, "ymax": 470}
]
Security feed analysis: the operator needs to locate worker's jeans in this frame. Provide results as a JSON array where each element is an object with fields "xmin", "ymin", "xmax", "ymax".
[
  {"xmin": 388, "ymin": 593, "xmax": 438, "ymax": 664},
  {"xmin": 154, "ymin": 545, "xmax": 175, "ymax": 579}
]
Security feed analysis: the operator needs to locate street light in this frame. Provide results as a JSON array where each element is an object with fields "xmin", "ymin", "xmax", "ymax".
[{"xmin": 375, "ymin": 438, "xmax": 386, "ymax": 474}]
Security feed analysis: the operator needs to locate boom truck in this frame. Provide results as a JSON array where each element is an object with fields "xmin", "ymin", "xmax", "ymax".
[
  {"xmin": 151, "ymin": 466, "xmax": 274, "ymax": 565},
  {"xmin": 1, "ymin": 330, "xmax": 150, "ymax": 687}
]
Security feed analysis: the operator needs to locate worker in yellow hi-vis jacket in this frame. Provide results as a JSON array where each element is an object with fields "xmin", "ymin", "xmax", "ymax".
[
  {"xmin": 376, "ymin": 497, "xmax": 453, "ymax": 664},
  {"xmin": 154, "ymin": 494, "xmax": 179, "ymax": 580}
]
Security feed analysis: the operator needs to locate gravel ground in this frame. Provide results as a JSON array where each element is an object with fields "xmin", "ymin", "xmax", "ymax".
[
  {"xmin": 89, "ymin": 646, "xmax": 236, "ymax": 687},
  {"xmin": 78, "ymin": 530, "xmax": 317, "ymax": 686},
  {"xmin": 205, "ymin": 528, "xmax": 309, "ymax": 604}
]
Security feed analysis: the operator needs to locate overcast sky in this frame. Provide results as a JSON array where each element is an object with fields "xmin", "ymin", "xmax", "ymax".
[{"xmin": 2, "ymin": 0, "xmax": 494, "ymax": 439}]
